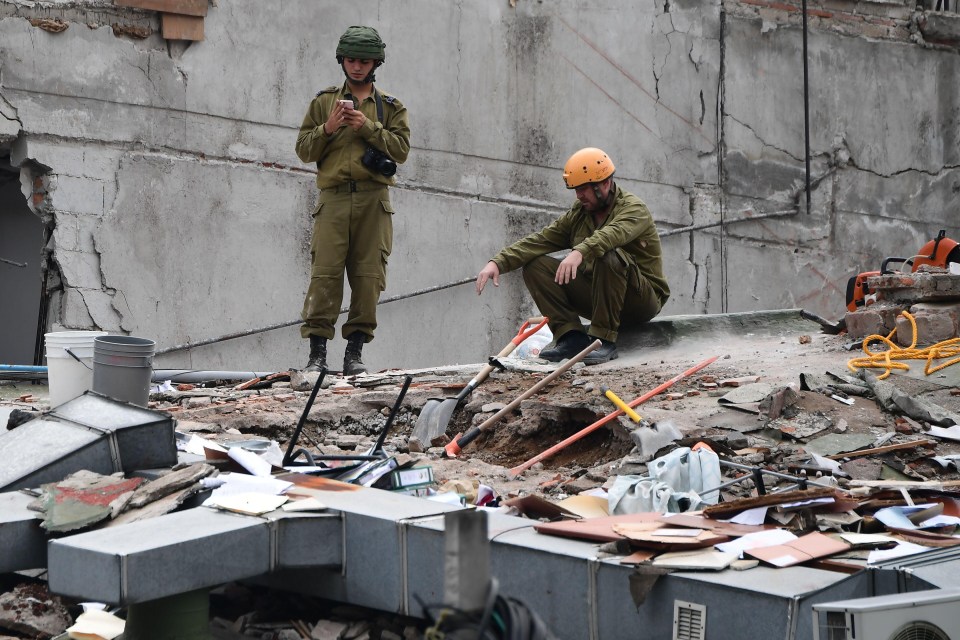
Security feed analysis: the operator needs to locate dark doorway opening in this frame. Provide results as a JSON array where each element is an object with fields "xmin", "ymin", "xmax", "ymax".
[{"xmin": 0, "ymin": 155, "xmax": 44, "ymax": 365}]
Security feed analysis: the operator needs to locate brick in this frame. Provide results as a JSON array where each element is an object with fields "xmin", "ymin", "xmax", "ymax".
[
  {"xmin": 895, "ymin": 302, "xmax": 960, "ymax": 345},
  {"xmin": 844, "ymin": 304, "xmax": 905, "ymax": 339}
]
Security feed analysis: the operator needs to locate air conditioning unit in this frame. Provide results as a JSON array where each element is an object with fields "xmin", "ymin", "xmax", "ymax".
[{"xmin": 812, "ymin": 588, "xmax": 960, "ymax": 640}]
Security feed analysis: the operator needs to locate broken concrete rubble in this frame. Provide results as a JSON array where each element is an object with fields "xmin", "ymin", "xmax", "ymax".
[{"xmin": 4, "ymin": 310, "xmax": 960, "ymax": 638}]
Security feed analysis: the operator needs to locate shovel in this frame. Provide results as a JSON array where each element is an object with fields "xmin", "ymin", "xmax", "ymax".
[
  {"xmin": 411, "ymin": 316, "xmax": 549, "ymax": 448},
  {"xmin": 444, "ymin": 339, "xmax": 601, "ymax": 457}
]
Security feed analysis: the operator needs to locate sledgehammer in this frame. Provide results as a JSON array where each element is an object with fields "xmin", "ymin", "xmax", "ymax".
[{"xmin": 444, "ymin": 339, "xmax": 601, "ymax": 457}]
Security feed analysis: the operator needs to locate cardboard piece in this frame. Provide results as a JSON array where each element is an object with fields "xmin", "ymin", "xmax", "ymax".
[
  {"xmin": 534, "ymin": 512, "xmax": 662, "ymax": 542},
  {"xmin": 745, "ymin": 532, "xmax": 849, "ymax": 567},
  {"xmin": 620, "ymin": 550, "xmax": 657, "ymax": 565},
  {"xmin": 612, "ymin": 522, "xmax": 729, "ymax": 551},
  {"xmin": 556, "ymin": 494, "xmax": 609, "ymax": 519},
  {"xmin": 657, "ymin": 513, "xmax": 771, "ymax": 537},
  {"xmin": 651, "ymin": 548, "xmax": 738, "ymax": 571},
  {"xmin": 505, "ymin": 495, "xmax": 580, "ymax": 521}
]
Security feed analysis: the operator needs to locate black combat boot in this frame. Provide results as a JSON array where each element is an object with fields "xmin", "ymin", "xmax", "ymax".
[
  {"xmin": 343, "ymin": 332, "xmax": 367, "ymax": 376},
  {"xmin": 304, "ymin": 335, "xmax": 327, "ymax": 373},
  {"xmin": 539, "ymin": 330, "xmax": 591, "ymax": 362},
  {"xmin": 583, "ymin": 338, "xmax": 618, "ymax": 365}
]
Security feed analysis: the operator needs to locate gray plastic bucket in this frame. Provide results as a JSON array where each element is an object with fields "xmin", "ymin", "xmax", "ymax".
[{"xmin": 92, "ymin": 335, "xmax": 156, "ymax": 407}]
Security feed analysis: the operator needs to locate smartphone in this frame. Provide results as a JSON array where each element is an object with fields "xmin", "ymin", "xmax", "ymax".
[{"xmin": 338, "ymin": 99, "xmax": 354, "ymax": 110}]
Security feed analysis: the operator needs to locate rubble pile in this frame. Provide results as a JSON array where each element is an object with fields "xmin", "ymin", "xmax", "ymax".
[{"xmin": 4, "ymin": 297, "xmax": 960, "ymax": 637}]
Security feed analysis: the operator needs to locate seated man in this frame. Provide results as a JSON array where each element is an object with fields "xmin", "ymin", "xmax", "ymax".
[{"xmin": 475, "ymin": 147, "xmax": 669, "ymax": 364}]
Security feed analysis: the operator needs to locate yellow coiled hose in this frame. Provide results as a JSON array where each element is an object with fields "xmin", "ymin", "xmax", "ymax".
[{"xmin": 847, "ymin": 310, "xmax": 960, "ymax": 380}]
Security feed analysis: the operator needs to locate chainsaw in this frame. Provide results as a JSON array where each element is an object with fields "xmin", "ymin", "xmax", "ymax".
[{"xmin": 845, "ymin": 229, "xmax": 960, "ymax": 312}]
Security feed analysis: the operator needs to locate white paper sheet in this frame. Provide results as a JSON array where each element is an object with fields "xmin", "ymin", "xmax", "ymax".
[{"xmin": 715, "ymin": 529, "xmax": 797, "ymax": 558}]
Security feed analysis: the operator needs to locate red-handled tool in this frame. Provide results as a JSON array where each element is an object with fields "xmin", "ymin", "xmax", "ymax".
[
  {"xmin": 444, "ymin": 339, "xmax": 600, "ymax": 458},
  {"xmin": 412, "ymin": 317, "xmax": 550, "ymax": 447}
]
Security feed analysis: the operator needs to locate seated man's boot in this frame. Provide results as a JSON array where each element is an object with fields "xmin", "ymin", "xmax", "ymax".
[
  {"xmin": 583, "ymin": 338, "xmax": 618, "ymax": 365},
  {"xmin": 343, "ymin": 333, "xmax": 368, "ymax": 376},
  {"xmin": 540, "ymin": 330, "xmax": 591, "ymax": 362},
  {"xmin": 304, "ymin": 335, "xmax": 327, "ymax": 373}
]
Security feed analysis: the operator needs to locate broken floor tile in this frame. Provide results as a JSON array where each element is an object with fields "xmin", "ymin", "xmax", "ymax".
[
  {"xmin": 39, "ymin": 471, "xmax": 144, "ymax": 532},
  {"xmin": 803, "ymin": 433, "xmax": 877, "ymax": 457}
]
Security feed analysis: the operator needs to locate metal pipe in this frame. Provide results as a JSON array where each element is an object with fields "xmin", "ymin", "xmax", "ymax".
[
  {"xmin": 151, "ymin": 369, "xmax": 276, "ymax": 383},
  {"xmin": 0, "ymin": 365, "xmax": 48, "ymax": 373}
]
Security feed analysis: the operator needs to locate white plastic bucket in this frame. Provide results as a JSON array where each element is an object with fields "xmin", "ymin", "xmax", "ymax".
[{"xmin": 44, "ymin": 331, "xmax": 109, "ymax": 408}]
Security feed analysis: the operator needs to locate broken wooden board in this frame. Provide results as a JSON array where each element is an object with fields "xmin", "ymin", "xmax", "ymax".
[{"xmin": 115, "ymin": 0, "xmax": 208, "ymax": 16}]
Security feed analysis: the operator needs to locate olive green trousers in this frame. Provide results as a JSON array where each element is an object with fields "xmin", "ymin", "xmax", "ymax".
[
  {"xmin": 301, "ymin": 185, "xmax": 393, "ymax": 341},
  {"xmin": 521, "ymin": 251, "xmax": 661, "ymax": 343}
]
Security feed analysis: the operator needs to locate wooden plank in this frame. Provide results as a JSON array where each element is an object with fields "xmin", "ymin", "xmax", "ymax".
[
  {"xmin": 161, "ymin": 13, "xmax": 204, "ymax": 41},
  {"xmin": 849, "ymin": 478, "xmax": 960, "ymax": 489},
  {"xmin": 825, "ymin": 439, "xmax": 937, "ymax": 460},
  {"xmin": 115, "ymin": 0, "xmax": 208, "ymax": 18}
]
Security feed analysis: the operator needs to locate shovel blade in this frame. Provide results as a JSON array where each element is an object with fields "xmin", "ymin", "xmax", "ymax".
[{"xmin": 412, "ymin": 397, "xmax": 460, "ymax": 448}]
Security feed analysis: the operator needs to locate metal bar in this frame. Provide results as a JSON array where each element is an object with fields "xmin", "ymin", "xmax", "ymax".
[
  {"xmin": 155, "ymin": 276, "xmax": 475, "ymax": 356},
  {"xmin": 1, "ymin": 257, "xmax": 27, "ymax": 268},
  {"xmin": 802, "ymin": 0, "xmax": 811, "ymax": 214},
  {"xmin": 283, "ymin": 368, "xmax": 327, "ymax": 466}
]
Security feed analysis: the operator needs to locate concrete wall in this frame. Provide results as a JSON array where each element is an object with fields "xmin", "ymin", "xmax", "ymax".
[{"xmin": 0, "ymin": 0, "xmax": 957, "ymax": 372}]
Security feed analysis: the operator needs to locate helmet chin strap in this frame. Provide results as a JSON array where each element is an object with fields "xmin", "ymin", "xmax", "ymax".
[
  {"xmin": 592, "ymin": 180, "xmax": 615, "ymax": 209},
  {"xmin": 341, "ymin": 62, "xmax": 381, "ymax": 85}
]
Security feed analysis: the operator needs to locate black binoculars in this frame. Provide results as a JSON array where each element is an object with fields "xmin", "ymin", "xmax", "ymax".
[{"xmin": 362, "ymin": 146, "xmax": 397, "ymax": 177}]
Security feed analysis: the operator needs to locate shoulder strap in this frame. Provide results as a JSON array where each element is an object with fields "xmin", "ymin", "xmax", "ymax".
[{"xmin": 374, "ymin": 90, "xmax": 384, "ymax": 124}]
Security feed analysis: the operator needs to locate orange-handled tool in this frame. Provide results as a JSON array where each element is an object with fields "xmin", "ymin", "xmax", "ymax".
[{"xmin": 509, "ymin": 356, "xmax": 718, "ymax": 476}]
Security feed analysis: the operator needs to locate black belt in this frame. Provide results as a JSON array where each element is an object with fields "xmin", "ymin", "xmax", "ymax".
[{"xmin": 330, "ymin": 180, "xmax": 385, "ymax": 193}]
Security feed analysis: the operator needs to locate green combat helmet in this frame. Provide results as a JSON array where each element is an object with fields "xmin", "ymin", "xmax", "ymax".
[{"xmin": 336, "ymin": 26, "xmax": 386, "ymax": 63}]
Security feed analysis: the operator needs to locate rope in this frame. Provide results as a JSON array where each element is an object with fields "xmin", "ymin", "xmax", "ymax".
[{"xmin": 847, "ymin": 310, "xmax": 960, "ymax": 380}]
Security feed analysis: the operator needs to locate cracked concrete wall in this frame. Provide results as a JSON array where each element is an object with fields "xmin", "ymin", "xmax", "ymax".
[{"xmin": 0, "ymin": 0, "xmax": 957, "ymax": 371}]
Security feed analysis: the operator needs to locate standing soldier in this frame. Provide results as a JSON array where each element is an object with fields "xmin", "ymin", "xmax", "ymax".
[
  {"xmin": 475, "ymin": 148, "xmax": 669, "ymax": 365},
  {"xmin": 296, "ymin": 26, "xmax": 410, "ymax": 375}
]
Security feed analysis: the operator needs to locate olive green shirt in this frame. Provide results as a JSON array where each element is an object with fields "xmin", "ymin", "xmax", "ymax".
[
  {"xmin": 295, "ymin": 83, "xmax": 410, "ymax": 189},
  {"xmin": 491, "ymin": 186, "xmax": 670, "ymax": 306}
]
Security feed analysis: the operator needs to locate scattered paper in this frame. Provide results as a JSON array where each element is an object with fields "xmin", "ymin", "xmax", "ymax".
[
  {"xmin": 839, "ymin": 533, "xmax": 896, "ymax": 546},
  {"xmin": 715, "ymin": 529, "xmax": 797, "ymax": 558},
  {"xmin": 182, "ymin": 434, "xmax": 226, "ymax": 456},
  {"xmin": 724, "ymin": 506, "xmax": 768, "ymax": 526},
  {"xmin": 874, "ymin": 504, "xmax": 939, "ymax": 530},
  {"xmin": 928, "ymin": 425, "xmax": 960, "ymax": 442},
  {"xmin": 810, "ymin": 453, "xmax": 842, "ymax": 473},
  {"xmin": 427, "ymin": 491, "xmax": 465, "ymax": 507},
  {"xmin": 201, "ymin": 473, "xmax": 292, "ymax": 506},
  {"xmin": 652, "ymin": 548, "xmax": 738, "ymax": 570},
  {"xmin": 67, "ymin": 609, "xmax": 125, "ymax": 640},
  {"xmin": 868, "ymin": 540, "xmax": 932, "ymax": 564},
  {"xmin": 149, "ymin": 380, "xmax": 174, "ymax": 395},
  {"xmin": 228, "ymin": 446, "xmax": 274, "ymax": 477},
  {"xmin": 206, "ymin": 493, "xmax": 288, "ymax": 516},
  {"xmin": 281, "ymin": 497, "xmax": 327, "ymax": 512}
]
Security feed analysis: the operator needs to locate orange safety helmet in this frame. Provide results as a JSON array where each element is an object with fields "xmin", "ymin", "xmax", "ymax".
[{"xmin": 562, "ymin": 148, "xmax": 615, "ymax": 189}]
